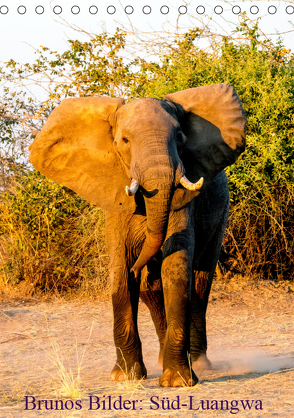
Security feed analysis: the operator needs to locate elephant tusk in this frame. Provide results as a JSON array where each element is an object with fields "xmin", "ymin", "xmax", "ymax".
[
  {"xmin": 125, "ymin": 179, "xmax": 139, "ymax": 196},
  {"xmin": 180, "ymin": 175, "xmax": 204, "ymax": 191}
]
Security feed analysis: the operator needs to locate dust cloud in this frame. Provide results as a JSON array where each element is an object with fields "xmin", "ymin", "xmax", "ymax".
[
  {"xmin": 145, "ymin": 350, "xmax": 294, "ymax": 380},
  {"xmin": 206, "ymin": 349, "xmax": 294, "ymax": 375}
]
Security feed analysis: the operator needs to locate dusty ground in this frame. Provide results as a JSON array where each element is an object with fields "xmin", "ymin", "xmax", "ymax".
[{"xmin": 1, "ymin": 279, "xmax": 294, "ymax": 418}]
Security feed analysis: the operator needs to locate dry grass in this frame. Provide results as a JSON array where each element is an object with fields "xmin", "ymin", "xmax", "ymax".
[
  {"xmin": 0, "ymin": 175, "xmax": 109, "ymax": 297},
  {"xmin": 226, "ymin": 186, "xmax": 294, "ymax": 281},
  {"xmin": 43, "ymin": 329, "xmax": 93, "ymax": 399},
  {"xmin": 117, "ymin": 370, "xmax": 146, "ymax": 392}
]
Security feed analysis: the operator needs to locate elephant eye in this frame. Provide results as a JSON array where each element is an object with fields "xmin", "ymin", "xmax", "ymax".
[{"xmin": 122, "ymin": 137, "xmax": 129, "ymax": 144}]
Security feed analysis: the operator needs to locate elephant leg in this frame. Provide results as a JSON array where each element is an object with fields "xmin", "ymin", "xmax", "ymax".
[
  {"xmin": 159, "ymin": 206, "xmax": 198, "ymax": 387},
  {"xmin": 139, "ymin": 258, "xmax": 166, "ymax": 365},
  {"xmin": 190, "ymin": 270, "xmax": 213, "ymax": 370},
  {"xmin": 110, "ymin": 265, "xmax": 147, "ymax": 381},
  {"xmin": 191, "ymin": 171, "xmax": 230, "ymax": 369},
  {"xmin": 106, "ymin": 213, "xmax": 147, "ymax": 381}
]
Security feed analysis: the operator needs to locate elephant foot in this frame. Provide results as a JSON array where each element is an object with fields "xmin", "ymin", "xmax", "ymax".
[
  {"xmin": 159, "ymin": 367, "xmax": 198, "ymax": 387},
  {"xmin": 111, "ymin": 360, "xmax": 147, "ymax": 382},
  {"xmin": 193, "ymin": 354, "xmax": 212, "ymax": 371}
]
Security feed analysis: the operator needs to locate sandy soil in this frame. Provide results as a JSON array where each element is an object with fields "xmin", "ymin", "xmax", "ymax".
[{"xmin": 1, "ymin": 279, "xmax": 294, "ymax": 418}]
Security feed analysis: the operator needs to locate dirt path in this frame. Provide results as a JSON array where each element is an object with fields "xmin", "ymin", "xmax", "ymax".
[{"xmin": 1, "ymin": 280, "xmax": 294, "ymax": 417}]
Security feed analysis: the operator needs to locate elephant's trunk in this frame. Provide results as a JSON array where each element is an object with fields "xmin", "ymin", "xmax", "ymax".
[
  {"xmin": 131, "ymin": 177, "xmax": 174, "ymax": 279},
  {"xmin": 130, "ymin": 232, "xmax": 165, "ymax": 279}
]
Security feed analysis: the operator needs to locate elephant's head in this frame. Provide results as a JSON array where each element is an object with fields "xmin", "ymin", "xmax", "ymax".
[{"xmin": 29, "ymin": 83, "xmax": 246, "ymax": 278}]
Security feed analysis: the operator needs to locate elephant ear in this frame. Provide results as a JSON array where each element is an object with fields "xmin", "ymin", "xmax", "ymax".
[
  {"xmin": 164, "ymin": 83, "xmax": 246, "ymax": 186},
  {"xmin": 29, "ymin": 97, "xmax": 136, "ymax": 213}
]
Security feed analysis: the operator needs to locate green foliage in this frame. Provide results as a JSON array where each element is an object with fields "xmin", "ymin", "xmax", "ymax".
[{"xmin": 3, "ymin": 29, "xmax": 137, "ymax": 107}]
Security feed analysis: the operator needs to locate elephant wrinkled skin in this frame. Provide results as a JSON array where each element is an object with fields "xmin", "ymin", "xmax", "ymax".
[{"xmin": 29, "ymin": 83, "xmax": 246, "ymax": 387}]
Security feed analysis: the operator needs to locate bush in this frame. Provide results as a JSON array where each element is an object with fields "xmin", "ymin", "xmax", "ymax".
[{"xmin": 0, "ymin": 171, "xmax": 108, "ymax": 295}]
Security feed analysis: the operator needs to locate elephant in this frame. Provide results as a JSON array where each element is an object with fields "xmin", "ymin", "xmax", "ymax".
[{"xmin": 29, "ymin": 83, "xmax": 246, "ymax": 387}]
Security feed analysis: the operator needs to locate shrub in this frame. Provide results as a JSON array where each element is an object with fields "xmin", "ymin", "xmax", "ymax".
[{"xmin": 0, "ymin": 170, "xmax": 108, "ymax": 295}]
